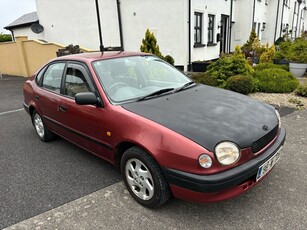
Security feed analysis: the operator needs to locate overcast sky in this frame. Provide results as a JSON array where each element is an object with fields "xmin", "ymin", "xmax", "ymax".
[{"xmin": 0, "ymin": 0, "xmax": 37, "ymax": 33}]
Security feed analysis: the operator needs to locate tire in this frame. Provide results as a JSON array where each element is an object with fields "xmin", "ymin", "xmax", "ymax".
[
  {"xmin": 32, "ymin": 110, "xmax": 55, "ymax": 142},
  {"xmin": 121, "ymin": 147, "xmax": 171, "ymax": 208}
]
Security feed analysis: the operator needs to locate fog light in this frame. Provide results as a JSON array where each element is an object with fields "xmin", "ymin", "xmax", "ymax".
[{"xmin": 198, "ymin": 154, "xmax": 212, "ymax": 168}]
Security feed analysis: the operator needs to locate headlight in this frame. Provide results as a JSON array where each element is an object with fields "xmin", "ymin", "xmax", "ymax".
[
  {"xmin": 275, "ymin": 109, "xmax": 281, "ymax": 128},
  {"xmin": 198, "ymin": 154, "xmax": 212, "ymax": 168},
  {"xmin": 215, "ymin": 142, "xmax": 240, "ymax": 165}
]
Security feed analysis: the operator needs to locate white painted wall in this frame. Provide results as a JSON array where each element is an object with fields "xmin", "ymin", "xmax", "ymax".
[
  {"xmin": 231, "ymin": 0, "xmax": 254, "ymax": 50},
  {"xmin": 32, "ymin": 0, "xmax": 307, "ymax": 71},
  {"xmin": 120, "ymin": 0, "xmax": 187, "ymax": 68},
  {"xmin": 12, "ymin": 26, "xmax": 44, "ymax": 41}
]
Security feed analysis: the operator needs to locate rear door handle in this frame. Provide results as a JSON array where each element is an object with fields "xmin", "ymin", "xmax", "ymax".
[
  {"xmin": 35, "ymin": 95, "xmax": 39, "ymax": 100},
  {"xmin": 58, "ymin": 105, "xmax": 67, "ymax": 112}
]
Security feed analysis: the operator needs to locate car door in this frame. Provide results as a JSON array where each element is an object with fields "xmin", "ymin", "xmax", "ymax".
[
  {"xmin": 57, "ymin": 62, "xmax": 113, "ymax": 159},
  {"xmin": 35, "ymin": 62, "xmax": 66, "ymax": 134}
]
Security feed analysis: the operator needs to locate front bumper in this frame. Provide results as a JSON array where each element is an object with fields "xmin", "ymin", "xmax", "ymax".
[{"xmin": 163, "ymin": 127, "xmax": 286, "ymax": 202}]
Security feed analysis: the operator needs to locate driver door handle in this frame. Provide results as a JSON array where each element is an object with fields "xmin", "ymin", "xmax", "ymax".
[{"xmin": 58, "ymin": 105, "xmax": 67, "ymax": 112}]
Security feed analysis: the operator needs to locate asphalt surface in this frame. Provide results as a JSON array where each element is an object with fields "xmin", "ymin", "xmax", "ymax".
[
  {"xmin": 1, "ymin": 75, "xmax": 307, "ymax": 229},
  {"xmin": 0, "ymin": 76, "xmax": 121, "ymax": 229}
]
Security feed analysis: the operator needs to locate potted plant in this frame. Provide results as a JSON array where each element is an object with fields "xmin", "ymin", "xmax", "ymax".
[{"xmin": 285, "ymin": 37, "xmax": 307, "ymax": 77}]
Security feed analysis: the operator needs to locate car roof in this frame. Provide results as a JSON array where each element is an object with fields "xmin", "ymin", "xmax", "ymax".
[{"xmin": 55, "ymin": 51, "xmax": 152, "ymax": 62}]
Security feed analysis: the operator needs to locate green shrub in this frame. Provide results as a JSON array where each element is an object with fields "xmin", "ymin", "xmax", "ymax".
[
  {"xmin": 163, "ymin": 55, "xmax": 175, "ymax": 65},
  {"xmin": 285, "ymin": 38, "xmax": 307, "ymax": 63},
  {"xmin": 253, "ymin": 63, "xmax": 289, "ymax": 71},
  {"xmin": 140, "ymin": 29, "xmax": 163, "ymax": 58},
  {"xmin": 259, "ymin": 44, "xmax": 275, "ymax": 63},
  {"xmin": 0, "ymin": 33, "xmax": 12, "ymax": 42},
  {"xmin": 206, "ymin": 47, "xmax": 254, "ymax": 88},
  {"xmin": 226, "ymin": 75, "xmax": 254, "ymax": 95},
  {"xmin": 295, "ymin": 83, "xmax": 307, "ymax": 97},
  {"xmin": 254, "ymin": 68, "xmax": 299, "ymax": 93},
  {"xmin": 193, "ymin": 73, "xmax": 219, "ymax": 87}
]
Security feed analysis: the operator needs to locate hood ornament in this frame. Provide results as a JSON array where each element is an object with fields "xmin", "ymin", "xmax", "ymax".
[{"xmin": 262, "ymin": 125, "xmax": 269, "ymax": 131}]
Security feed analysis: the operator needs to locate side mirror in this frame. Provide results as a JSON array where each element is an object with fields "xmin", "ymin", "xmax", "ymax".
[{"xmin": 75, "ymin": 92, "xmax": 101, "ymax": 106}]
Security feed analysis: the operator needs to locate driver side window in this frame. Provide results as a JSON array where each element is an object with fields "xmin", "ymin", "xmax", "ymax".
[{"xmin": 64, "ymin": 66, "xmax": 91, "ymax": 98}]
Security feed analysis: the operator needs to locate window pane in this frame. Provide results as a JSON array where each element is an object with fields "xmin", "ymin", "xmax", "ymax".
[
  {"xmin": 194, "ymin": 12, "xmax": 202, "ymax": 44},
  {"xmin": 64, "ymin": 67, "xmax": 90, "ymax": 97},
  {"xmin": 42, "ymin": 63, "xmax": 65, "ymax": 93}
]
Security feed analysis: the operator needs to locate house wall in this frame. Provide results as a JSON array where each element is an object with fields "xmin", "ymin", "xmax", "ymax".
[
  {"xmin": 12, "ymin": 26, "xmax": 45, "ymax": 41},
  {"xmin": 191, "ymin": 0, "xmax": 232, "ymax": 62},
  {"xmin": 120, "ymin": 0, "xmax": 187, "ymax": 68},
  {"xmin": 0, "ymin": 36, "xmax": 66, "ymax": 77},
  {"xmin": 231, "ymin": 0, "xmax": 254, "ymax": 50}
]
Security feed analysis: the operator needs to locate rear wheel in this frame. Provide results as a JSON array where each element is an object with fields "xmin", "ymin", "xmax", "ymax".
[
  {"xmin": 32, "ymin": 110, "xmax": 55, "ymax": 142},
  {"xmin": 121, "ymin": 147, "xmax": 170, "ymax": 208}
]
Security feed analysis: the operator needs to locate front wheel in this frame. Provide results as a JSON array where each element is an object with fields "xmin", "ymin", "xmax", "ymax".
[
  {"xmin": 121, "ymin": 147, "xmax": 171, "ymax": 208},
  {"xmin": 32, "ymin": 110, "xmax": 55, "ymax": 142}
]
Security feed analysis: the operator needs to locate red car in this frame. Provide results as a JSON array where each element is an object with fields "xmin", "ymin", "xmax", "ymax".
[{"xmin": 23, "ymin": 52, "xmax": 286, "ymax": 208}]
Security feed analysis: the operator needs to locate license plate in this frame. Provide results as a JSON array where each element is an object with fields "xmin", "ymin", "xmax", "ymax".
[{"xmin": 256, "ymin": 147, "xmax": 282, "ymax": 181}]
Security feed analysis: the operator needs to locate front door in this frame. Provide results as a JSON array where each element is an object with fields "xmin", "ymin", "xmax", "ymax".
[
  {"xmin": 57, "ymin": 62, "xmax": 113, "ymax": 159},
  {"xmin": 220, "ymin": 15, "xmax": 229, "ymax": 54}
]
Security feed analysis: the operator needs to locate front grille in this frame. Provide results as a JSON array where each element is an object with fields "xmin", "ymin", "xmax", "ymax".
[{"xmin": 251, "ymin": 125, "xmax": 279, "ymax": 153}]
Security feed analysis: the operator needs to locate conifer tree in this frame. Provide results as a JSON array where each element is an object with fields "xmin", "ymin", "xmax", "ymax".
[{"xmin": 140, "ymin": 29, "xmax": 163, "ymax": 58}]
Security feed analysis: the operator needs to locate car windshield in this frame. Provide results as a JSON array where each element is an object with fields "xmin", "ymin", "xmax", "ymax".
[{"xmin": 92, "ymin": 55, "xmax": 192, "ymax": 104}]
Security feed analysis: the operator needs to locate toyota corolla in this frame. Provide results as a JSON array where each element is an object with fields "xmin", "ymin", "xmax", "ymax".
[{"xmin": 23, "ymin": 52, "xmax": 286, "ymax": 208}]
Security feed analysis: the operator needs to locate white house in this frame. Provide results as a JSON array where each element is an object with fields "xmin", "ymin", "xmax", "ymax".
[
  {"xmin": 4, "ymin": 12, "xmax": 45, "ymax": 41},
  {"xmin": 4, "ymin": 0, "xmax": 307, "ymax": 71}
]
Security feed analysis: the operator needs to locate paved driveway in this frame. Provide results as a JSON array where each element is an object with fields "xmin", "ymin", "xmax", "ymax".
[
  {"xmin": 0, "ymin": 76, "xmax": 121, "ymax": 229},
  {"xmin": 1, "ymin": 75, "xmax": 307, "ymax": 229}
]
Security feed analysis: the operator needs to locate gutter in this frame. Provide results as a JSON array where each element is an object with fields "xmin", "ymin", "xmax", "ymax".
[
  {"xmin": 116, "ymin": 0, "xmax": 124, "ymax": 50},
  {"xmin": 252, "ymin": 0, "xmax": 256, "ymax": 29},
  {"xmin": 188, "ymin": 0, "xmax": 191, "ymax": 71},
  {"xmin": 279, "ymin": 0, "xmax": 285, "ymax": 38},
  {"xmin": 228, "ymin": 0, "xmax": 234, "ymax": 52}
]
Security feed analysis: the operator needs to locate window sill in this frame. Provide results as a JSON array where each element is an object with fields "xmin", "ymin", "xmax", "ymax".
[
  {"xmin": 193, "ymin": 44, "xmax": 206, "ymax": 48},
  {"xmin": 207, "ymin": 43, "xmax": 217, "ymax": 47}
]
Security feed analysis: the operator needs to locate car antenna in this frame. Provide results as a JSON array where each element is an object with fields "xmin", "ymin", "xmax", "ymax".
[{"xmin": 95, "ymin": 0, "xmax": 104, "ymax": 55}]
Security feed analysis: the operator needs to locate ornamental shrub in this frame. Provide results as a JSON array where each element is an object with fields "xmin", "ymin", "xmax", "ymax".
[
  {"xmin": 0, "ymin": 33, "xmax": 12, "ymax": 42},
  {"xmin": 163, "ymin": 55, "xmax": 175, "ymax": 66},
  {"xmin": 254, "ymin": 68, "xmax": 299, "ymax": 93},
  {"xmin": 140, "ymin": 29, "xmax": 176, "ymax": 65},
  {"xmin": 193, "ymin": 73, "xmax": 219, "ymax": 87},
  {"xmin": 140, "ymin": 29, "xmax": 163, "ymax": 58},
  {"xmin": 253, "ymin": 63, "xmax": 289, "ymax": 72},
  {"xmin": 259, "ymin": 44, "xmax": 276, "ymax": 63},
  {"xmin": 206, "ymin": 46, "xmax": 254, "ymax": 88},
  {"xmin": 226, "ymin": 75, "xmax": 254, "ymax": 95},
  {"xmin": 295, "ymin": 83, "xmax": 307, "ymax": 97}
]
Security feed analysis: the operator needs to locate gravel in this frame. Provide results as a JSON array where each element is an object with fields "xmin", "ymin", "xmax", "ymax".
[{"xmin": 250, "ymin": 92, "xmax": 307, "ymax": 110}]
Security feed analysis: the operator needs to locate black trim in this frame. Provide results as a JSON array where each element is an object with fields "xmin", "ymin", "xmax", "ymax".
[
  {"xmin": 162, "ymin": 127, "xmax": 286, "ymax": 193},
  {"xmin": 23, "ymin": 102, "xmax": 30, "ymax": 114},
  {"xmin": 44, "ymin": 116, "xmax": 113, "ymax": 151},
  {"xmin": 193, "ymin": 44, "xmax": 206, "ymax": 48},
  {"xmin": 207, "ymin": 43, "xmax": 217, "ymax": 47}
]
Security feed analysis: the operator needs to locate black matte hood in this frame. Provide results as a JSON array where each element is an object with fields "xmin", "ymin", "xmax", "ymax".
[{"xmin": 122, "ymin": 85, "xmax": 278, "ymax": 152}]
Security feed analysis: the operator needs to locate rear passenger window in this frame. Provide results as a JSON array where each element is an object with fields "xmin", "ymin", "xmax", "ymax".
[{"xmin": 42, "ymin": 63, "xmax": 65, "ymax": 93}]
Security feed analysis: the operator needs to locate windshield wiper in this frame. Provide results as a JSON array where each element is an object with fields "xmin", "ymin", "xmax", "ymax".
[
  {"xmin": 173, "ymin": 81, "xmax": 196, "ymax": 93},
  {"xmin": 137, "ymin": 88, "xmax": 174, "ymax": 101}
]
